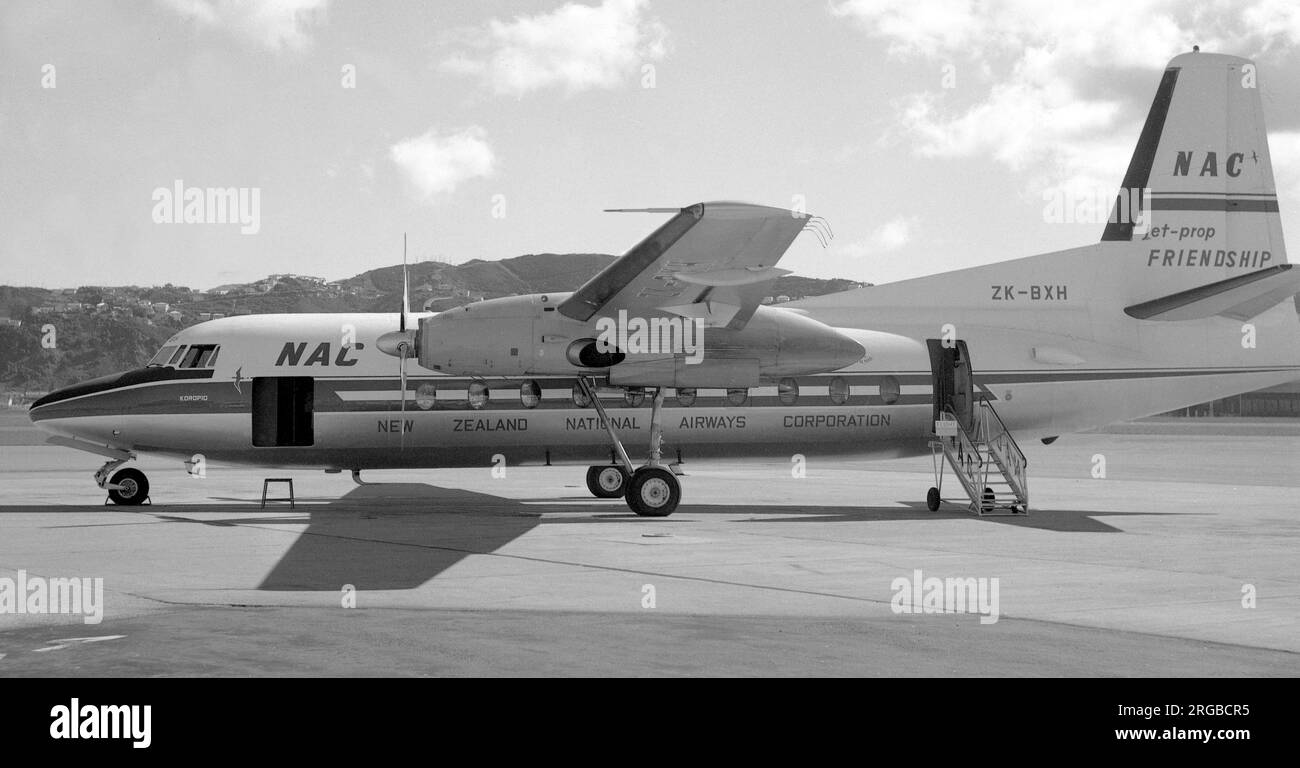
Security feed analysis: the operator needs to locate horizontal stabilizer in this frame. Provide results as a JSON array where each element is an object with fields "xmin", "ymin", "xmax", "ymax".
[{"xmin": 1124, "ymin": 264, "xmax": 1300, "ymax": 321}]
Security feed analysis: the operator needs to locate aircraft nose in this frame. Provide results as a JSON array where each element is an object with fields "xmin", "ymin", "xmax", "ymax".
[
  {"xmin": 27, "ymin": 371, "xmax": 140, "ymax": 448},
  {"xmin": 30, "ymin": 371, "xmax": 127, "ymax": 416},
  {"xmin": 30, "ymin": 386, "xmax": 75, "ymax": 412}
]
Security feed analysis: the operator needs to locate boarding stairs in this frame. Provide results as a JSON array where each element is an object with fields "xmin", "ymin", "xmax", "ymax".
[{"xmin": 928, "ymin": 397, "xmax": 1028, "ymax": 516}]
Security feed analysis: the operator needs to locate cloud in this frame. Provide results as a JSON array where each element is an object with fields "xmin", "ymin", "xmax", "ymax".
[
  {"xmin": 160, "ymin": 0, "xmax": 328, "ymax": 52},
  {"xmin": 1269, "ymin": 131, "xmax": 1300, "ymax": 203},
  {"xmin": 389, "ymin": 127, "xmax": 496, "ymax": 202},
  {"xmin": 440, "ymin": 0, "xmax": 668, "ymax": 96},
  {"xmin": 835, "ymin": 215, "xmax": 918, "ymax": 260},
  {"xmin": 831, "ymin": 0, "xmax": 1300, "ymax": 199}
]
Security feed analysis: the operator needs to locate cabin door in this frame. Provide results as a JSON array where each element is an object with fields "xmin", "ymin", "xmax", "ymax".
[
  {"xmin": 251, "ymin": 377, "xmax": 314, "ymax": 447},
  {"xmin": 927, "ymin": 339, "xmax": 975, "ymax": 434}
]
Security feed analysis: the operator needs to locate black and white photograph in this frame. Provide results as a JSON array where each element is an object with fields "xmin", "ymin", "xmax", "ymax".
[{"xmin": 1, "ymin": 0, "xmax": 1297, "ymax": 706}]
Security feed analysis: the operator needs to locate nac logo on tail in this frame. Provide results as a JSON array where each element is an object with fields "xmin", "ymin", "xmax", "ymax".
[
  {"xmin": 275, "ymin": 341, "xmax": 364, "ymax": 366},
  {"xmin": 1173, "ymin": 150, "xmax": 1258, "ymax": 177}
]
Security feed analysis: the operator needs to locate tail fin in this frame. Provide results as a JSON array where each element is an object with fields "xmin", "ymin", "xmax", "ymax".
[
  {"xmin": 793, "ymin": 50, "xmax": 1297, "ymax": 332},
  {"xmin": 1103, "ymin": 51, "xmax": 1289, "ymax": 296}
]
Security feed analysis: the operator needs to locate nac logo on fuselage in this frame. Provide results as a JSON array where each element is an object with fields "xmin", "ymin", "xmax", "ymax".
[
  {"xmin": 1172, "ymin": 150, "xmax": 1257, "ymax": 177},
  {"xmin": 275, "ymin": 341, "xmax": 364, "ymax": 367}
]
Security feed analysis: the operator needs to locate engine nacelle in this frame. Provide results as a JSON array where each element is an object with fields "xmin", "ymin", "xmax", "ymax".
[
  {"xmin": 416, "ymin": 295, "xmax": 547, "ymax": 374},
  {"xmin": 416, "ymin": 293, "xmax": 865, "ymax": 384},
  {"xmin": 604, "ymin": 307, "xmax": 865, "ymax": 387}
]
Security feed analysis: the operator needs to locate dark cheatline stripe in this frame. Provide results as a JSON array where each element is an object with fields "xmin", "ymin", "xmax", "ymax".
[
  {"xmin": 29, "ymin": 366, "xmax": 1300, "ymax": 420},
  {"xmin": 29, "ymin": 367, "xmax": 215, "ymax": 409},
  {"xmin": 1149, "ymin": 198, "xmax": 1280, "ymax": 212},
  {"xmin": 1152, "ymin": 191, "xmax": 1279, "ymax": 198},
  {"xmin": 1102, "ymin": 67, "xmax": 1180, "ymax": 242}
]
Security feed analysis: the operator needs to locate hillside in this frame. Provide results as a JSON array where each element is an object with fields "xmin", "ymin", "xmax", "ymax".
[{"xmin": 0, "ymin": 253, "xmax": 861, "ymax": 394}]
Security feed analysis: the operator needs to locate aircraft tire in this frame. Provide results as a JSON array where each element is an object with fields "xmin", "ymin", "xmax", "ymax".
[
  {"xmin": 107, "ymin": 468, "xmax": 150, "ymax": 506},
  {"xmin": 626, "ymin": 467, "xmax": 680, "ymax": 517},
  {"xmin": 926, "ymin": 486, "xmax": 940, "ymax": 512},
  {"xmin": 586, "ymin": 465, "xmax": 629, "ymax": 498}
]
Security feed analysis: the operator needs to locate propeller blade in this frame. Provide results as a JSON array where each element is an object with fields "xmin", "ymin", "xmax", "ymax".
[
  {"xmin": 399, "ymin": 344, "xmax": 408, "ymax": 450},
  {"xmin": 400, "ymin": 233, "xmax": 411, "ymax": 332},
  {"xmin": 377, "ymin": 235, "xmax": 420, "ymax": 414}
]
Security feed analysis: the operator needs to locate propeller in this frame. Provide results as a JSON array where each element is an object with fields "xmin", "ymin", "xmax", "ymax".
[{"xmin": 377, "ymin": 233, "xmax": 417, "ymax": 448}]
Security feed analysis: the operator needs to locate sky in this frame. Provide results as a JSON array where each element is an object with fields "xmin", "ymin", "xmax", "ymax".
[{"xmin": 2, "ymin": 0, "xmax": 1300, "ymax": 290}]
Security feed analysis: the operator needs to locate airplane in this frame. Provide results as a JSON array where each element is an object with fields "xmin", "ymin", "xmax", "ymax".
[{"xmin": 28, "ymin": 51, "xmax": 1300, "ymax": 518}]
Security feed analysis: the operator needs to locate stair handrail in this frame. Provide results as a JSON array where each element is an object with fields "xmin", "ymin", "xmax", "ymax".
[{"xmin": 978, "ymin": 397, "xmax": 1027, "ymax": 499}]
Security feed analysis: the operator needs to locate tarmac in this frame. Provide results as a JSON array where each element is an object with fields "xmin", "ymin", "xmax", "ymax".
[{"xmin": 0, "ymin": 411, "xmax": 1297, "ymax": 676}]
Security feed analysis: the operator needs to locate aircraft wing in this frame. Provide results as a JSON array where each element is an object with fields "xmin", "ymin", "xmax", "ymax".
[
  {"xmin": 1124, "ymin": 264, "xmax": 1300, "ymax": 321},
  {"xmin": 557, "ymin": 201, "xmax": 816, "ymax": 330}
]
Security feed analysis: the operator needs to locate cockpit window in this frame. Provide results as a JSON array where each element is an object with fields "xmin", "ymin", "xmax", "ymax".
[
  {"xmin": 148, "ymin": 345, "xmax": 179, "ymax": 367},
  {"xmin": 180, "ymin": 344, "xmax": 221, "ymax": 369},
  {"xmin": 168, "ymin": 346, "xmax": 188, "ymax": 366}
]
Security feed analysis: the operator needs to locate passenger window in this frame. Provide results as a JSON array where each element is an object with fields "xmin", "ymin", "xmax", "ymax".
[
  {"xmin": 778, "ymin": 378, "xmax": 799, "ymax": 406},
  {"xmin": 520, "ymin": 380, "xmax": 541, "ymax": 409},
  {"xmin": 572, "ymin": 381, "xmax": 591, "ymax": 408},
  {"xmin": 880, "ymin": 376, "xmax": 901, "ymax": 405},
  {"xmin": 468, "ymin": 381, "xmax": 489, "ymax": 410},
  {"xmin": 828, "ymin": 376, "xmax": 850, "ymax": 405}
]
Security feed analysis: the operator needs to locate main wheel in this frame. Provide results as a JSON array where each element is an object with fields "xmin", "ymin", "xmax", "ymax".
[
  {"xmin": 107, "ymin": 468, "xmax": 149, "ymax": 506},
  {"xmin": 625, "ymin": 466, "xmax": 680, "ymax": 517},
  {"xmin": 586, "ymin": 465, "xmax": 629, "ymax": 498},
  {"xmin": 926, "ymin": 486, "xmax": 940, "ymax": 511},
  {"xmin": 982, "ymin": 486, "xmax": 996, "ymax": 513}
]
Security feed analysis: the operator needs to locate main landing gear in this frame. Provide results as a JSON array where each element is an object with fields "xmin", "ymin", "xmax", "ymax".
[
  {"xmin": 95, "ymin": 459, "xmax": 150, "ymax": 506},
  {"xmin": 578, "ymin": 377, "xmax": 682, "ymax": 517},
  {"xmin": 585, "ymin": 465, "xmax": 630, "ymax": 498}
]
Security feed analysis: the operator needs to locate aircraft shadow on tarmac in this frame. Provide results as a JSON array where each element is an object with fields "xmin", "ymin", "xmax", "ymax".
[{"xmin": 6, "ymin": 483, "xmax": 1173, "ymax": 592}]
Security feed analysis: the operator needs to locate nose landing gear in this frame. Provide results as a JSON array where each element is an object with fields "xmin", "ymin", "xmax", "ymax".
[{"xmin": 95, "ymin": 459, "xmax": 150, "ymax": 506}]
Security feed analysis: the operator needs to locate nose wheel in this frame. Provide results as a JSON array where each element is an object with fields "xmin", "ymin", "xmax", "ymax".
[
  {"xmin": 102, "ymin": 467, "xmax": 150, "ymax": 506},
  {"xmin": 93, "ymin": 458, "xmax": 150, "ymax": 506},
  {"xmin": 578, "ymin": 377, "xmax": 682, "ymax": 517}
]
